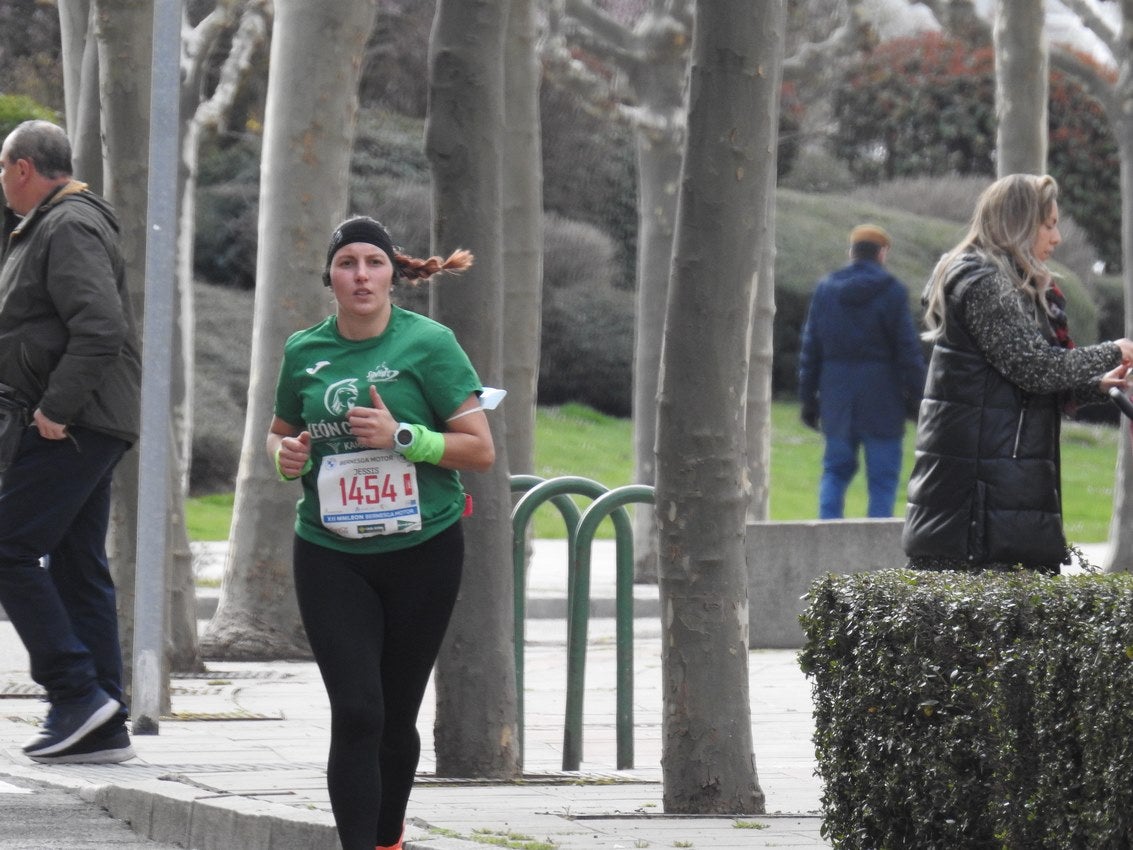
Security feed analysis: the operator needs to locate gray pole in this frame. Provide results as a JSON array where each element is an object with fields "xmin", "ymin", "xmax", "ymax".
[{"xmin": 133, "ymin": 0, "xmax": 181, "ymax": 734}]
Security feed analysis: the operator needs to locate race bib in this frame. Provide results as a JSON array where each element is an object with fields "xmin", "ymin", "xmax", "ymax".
[{"xmin": 316, "ymin": 449, "xmax": 422, "ymax": 538}]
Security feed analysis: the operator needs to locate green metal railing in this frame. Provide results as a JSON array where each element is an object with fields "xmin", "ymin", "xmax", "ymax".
[{"xmin": 510, "ymin": 474, "xmax": 655, "ymax": 771}]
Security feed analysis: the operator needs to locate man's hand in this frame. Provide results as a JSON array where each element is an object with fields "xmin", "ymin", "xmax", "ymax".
[
  {"xmin": 33, "ymin": 409, "xmax": 68, "ymax": 440},
  {"xmin": 801, "ymin": 403, "xmax": 820, "ymax": 432}
]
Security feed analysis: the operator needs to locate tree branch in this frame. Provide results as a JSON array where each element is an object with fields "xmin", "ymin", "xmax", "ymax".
[
  {"xmin": 182, "ymin": 1, "xmax": 240, "ymax": 104},
  {"xmin": 562, "ymin": 0, "xmax": 639, "ymax": 54},
  {"xmin": 1050, "ymin": 42, "xmax": 1118, "ymax": 116},
  {"xmin": 1062, "ymin": 0, "xmax": 1118, "ymax": 56},
  {"xmin": 782, "ymin": 0, "xmax": 869, "ymax": 86},
  {"xmin": 195, "ymin": 0, "xmax": 270, "ymax": 132},
  {"xmin": 917, "ymin": 0, "xmax": 992, "ymax": 44}
]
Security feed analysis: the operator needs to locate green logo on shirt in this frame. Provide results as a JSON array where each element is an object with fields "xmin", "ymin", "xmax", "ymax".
[{"xmin": 324, "ymin": 378, "xmax": 359, "ymax": 416}]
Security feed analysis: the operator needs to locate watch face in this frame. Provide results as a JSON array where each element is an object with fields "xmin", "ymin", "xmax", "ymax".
[{"xmin": 396, "ymin": 428, "xmax": 413, "ymax": 447}]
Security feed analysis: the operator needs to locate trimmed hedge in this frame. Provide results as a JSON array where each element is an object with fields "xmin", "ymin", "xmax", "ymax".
[{"xmin": 800, "ymin": 569, "xmax": 1133, "ymax": 849}]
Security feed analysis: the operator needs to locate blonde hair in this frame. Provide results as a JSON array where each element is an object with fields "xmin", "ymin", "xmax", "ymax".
[{"xmin": 922, "ymin": 173, "xmax": 1058, "ymax": 340}]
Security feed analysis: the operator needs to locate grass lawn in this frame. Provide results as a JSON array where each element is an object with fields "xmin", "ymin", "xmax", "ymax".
[{"xmin": 187, "ymin": 401, "xmax": 1122, "ymax": 545}]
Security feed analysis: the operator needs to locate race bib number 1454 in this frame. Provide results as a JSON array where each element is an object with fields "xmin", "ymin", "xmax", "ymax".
[{"xmin": 317, "ymin": 449, "xmax": 422, "ymax": 538}]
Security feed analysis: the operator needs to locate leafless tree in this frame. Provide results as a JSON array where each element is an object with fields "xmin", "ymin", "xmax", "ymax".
[
  {"xmin": 656, "ymin": 0, "xmax": 784, "ymax": 814},
  {"xmin": 202, "ymin": 0, "xmax": 379, "ymax": 658},
  {"xmin": 427, "ymin": 0, "xmax": 521, "ymax": 779}
]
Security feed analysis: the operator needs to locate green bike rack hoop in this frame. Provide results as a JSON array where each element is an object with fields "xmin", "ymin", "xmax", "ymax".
[
  {"xmin": 563, "ymin": 484, "xmax": 654, "ymax": 771},
  {"xmin": 509, "ymin": 475, "xmax": 610, "ymax": 765}
]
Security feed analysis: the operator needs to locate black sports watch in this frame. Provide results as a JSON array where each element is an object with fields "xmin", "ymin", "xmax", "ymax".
[{"xmin": 393, "ymin": 423, "xmax": 415, "ymax": 454}]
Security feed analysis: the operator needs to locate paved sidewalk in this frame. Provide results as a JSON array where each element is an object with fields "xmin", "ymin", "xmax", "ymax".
[{"xmin": 0, "ymin": 540, "xmax": 830, "ymax": 849}]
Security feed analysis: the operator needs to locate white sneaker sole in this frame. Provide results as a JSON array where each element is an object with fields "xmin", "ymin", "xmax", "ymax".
[
  {"xmin": 23, "ymin": 696, "xmax": 119, "ymax": 757},
  {"xmin": 29, "ymin": 744, "xmax": 136, "ymax": 765}
]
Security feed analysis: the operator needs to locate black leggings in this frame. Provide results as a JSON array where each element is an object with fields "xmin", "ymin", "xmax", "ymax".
[{"xmin": 293, "ymin": 523, "xmax": 463, "ymax": 850}]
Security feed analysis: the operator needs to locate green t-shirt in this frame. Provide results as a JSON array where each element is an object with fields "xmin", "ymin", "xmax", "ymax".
[{"xmin": 273, "ymin": 307, "xmax": 482, "ymax": 553}]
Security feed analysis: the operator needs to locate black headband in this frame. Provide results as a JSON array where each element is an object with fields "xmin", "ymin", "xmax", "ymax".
[{"xmin": 323, "ymin": 216, "xmax": 399, "ymax": 286}]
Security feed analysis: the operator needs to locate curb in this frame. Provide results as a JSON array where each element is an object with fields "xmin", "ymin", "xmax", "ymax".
[
  {"xmin": 2, "ymin": 767, "xmax": 487, "ymax": 850},
  {"xmin": 86, "ymin": 779, "xmax": 342, "ymax": 850}
]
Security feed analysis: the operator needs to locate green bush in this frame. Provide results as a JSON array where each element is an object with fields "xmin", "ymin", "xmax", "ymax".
[
  {"xmin": 194, "ymin": 182, "xmax": 259, "ymax": 288},
  {"xmin": 538, "ymin": 213, "xmax": 631, "ymax": 415},
  {"xmin": 349, "ymin": 108, "xmax": 431, "ymax": 197},
  {"xmin": 191, "ymin": 282, "xmax": 253, "ymax": 494},
  {"xmin": 1049, "ymin": 61, "xmax": 1121, "ymax": 274},
  {"xmin": 831, "ymin": 31, "xmax": 1123, "ymax": 269},
  {"xmin": 0, "ymin": 1, "xmax": 64, "ymax": 114},
  {"xmin": 800, "ymin": 569, "xmax": 1133, "ymax": 849},
  {"xmin": 1094, "ymin": 274, "xmax": 1124, "ymax": 345},
  {"xmin": 779, "ymin": 146, "xmax": 857, "ymax": 194},
  {"xmin": 193, "ymin": 107, "xmax": 430, "ymax": 288},
  {"xmin": 540, "ymin": 85, "xmax": 639, "ymax": 290},
  {"xmin": 539, "ymin": 282, "xmax": 633, "ymax": 417},
  {"xmin": 833, "ymin": 33, "xmax": 997, "ymax": 181},
  {"xmin": 194, "ymin": 132, "xmax": 262, "ymax": 288},
  {"xmin": 0, "ymin": 93, "xmax": 58, "ymax": 140}
]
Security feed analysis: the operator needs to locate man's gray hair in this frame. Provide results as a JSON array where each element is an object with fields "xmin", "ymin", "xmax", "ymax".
[{"xmin": 5, "ymin": 120, "xmax": 72, "ymax": 180}]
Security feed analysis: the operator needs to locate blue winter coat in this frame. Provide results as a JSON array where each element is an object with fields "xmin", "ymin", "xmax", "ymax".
[{"xmin": 798, "ymin": 259, "xmax": 926, "ymax": 440}]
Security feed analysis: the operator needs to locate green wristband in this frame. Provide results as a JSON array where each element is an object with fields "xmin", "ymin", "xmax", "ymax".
[
  {"xmin": 275, "ymin": 447, "xmax": 313, "ymax": 481},
  {"xmin": 403, "ymin": 424, "xmax": 445, "ymax": 465}
]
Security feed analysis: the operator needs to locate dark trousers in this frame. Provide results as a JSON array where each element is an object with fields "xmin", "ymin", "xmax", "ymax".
[
  {"xmin": 0, "ymin": 426, "xmax": 129, "ymax": 718},
  {"xmin": 293, "ymin": 522, "xmax": 463, "ymax": 850}
]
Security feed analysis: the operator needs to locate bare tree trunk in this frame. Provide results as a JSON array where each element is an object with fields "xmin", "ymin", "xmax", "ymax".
[
  {"xmin": 166, "ymin": 428, "xmax": 203, "ymax": 673},
  {"xmin": 58, "ymin": 0, "xmax": 102, "ymax": 191},
  {"xmin": 427, "ymin": 0, "xmax": 519, "ymax": 780},
  {"xmin": 543, "ymin": 0, "xmax": 693, "ymax": 583},
  {"xmin": 96, "ymin": 0, "xmax": 233, "ymax": 680},
  {"xmin": 1082, "ymin": 0, "xmax": 1133, "ymax": 571},
  {"xmin": 550, "ymin": 0, "xmax": 869, "ymax": 578},
  {"xmin": 1106, "ymin": 18, "xmax": 1133, "ymax": 571},
  {"xmin": 201, "ymin": 0, "xmax": 378, "ymax": 659},
  {"xmin": 994, "ymin": 0, "xmax": 1048, "ymax": 176},
  {"xmin": 166, "ymin": 2, "xmax": 267, "ymax": 672},
  {"xmin": 746, "ymin": 12, "xmax": 786, "ymax": 525},
  {"xmin": 630, "ymin": 126, "xmax": 683, "ymax": 583},
  {"xmin": 176, "ymin": 1, "xmax": 270, "ymax": 493},
  {"xmin": 501, "ymin": 0, "xmax": 543, "ymax": 476},
  {"xmin": 1108, "ymin": 433, "xmax": 1133, "ymax": 572},
  {"xmin": 657, "ymin": 0, "xmax": 778, "ymax": 815},
  {"xmin": 92, "ymin": 0, "xmax": 154, "ymax": 706},
  {"xmin": 1041, "ymin": 4, "xmax": 1133, "ymax": 565}
]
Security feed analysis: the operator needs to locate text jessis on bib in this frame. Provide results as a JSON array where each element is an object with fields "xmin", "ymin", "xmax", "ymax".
[{"xmin": 317, "ymin": 449, "xmax": 422, "ymax": 538}]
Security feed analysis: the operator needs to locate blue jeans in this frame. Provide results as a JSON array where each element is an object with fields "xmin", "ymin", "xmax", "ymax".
[
  {"xmin": 819, "ymin": 435, "xmax": 902, "ymax": 519},
  {"xmin": 0, "ymin": 426, "xmax": 129, "ymax": 714}
]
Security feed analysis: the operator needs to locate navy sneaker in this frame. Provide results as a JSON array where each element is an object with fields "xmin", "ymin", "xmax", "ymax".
[
  {"xmin": 28, "ymin": 722, "xmax": 135, "ymax": 764},
  {"xmin": 22, "ymin": 687, "xmax": 119, "ymax": 758}
]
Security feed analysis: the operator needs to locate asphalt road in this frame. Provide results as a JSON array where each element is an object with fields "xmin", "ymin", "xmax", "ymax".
[
  {"xmin": 0, "ymin": 774, "xmax": 185, "ymax": 849},
  {"xmin": 0, "ymin": 621, "xmax": 180, "ymax": 849}
]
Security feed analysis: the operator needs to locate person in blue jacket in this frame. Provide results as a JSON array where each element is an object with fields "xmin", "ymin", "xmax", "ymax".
[{"xmin": 798, "ymin": 224, "xmax": 926, "ymax": 519}]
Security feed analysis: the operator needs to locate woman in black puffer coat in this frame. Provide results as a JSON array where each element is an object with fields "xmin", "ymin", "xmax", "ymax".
[{"xmin": 903, "ymin": 174, "xmax": 1133, "ymax": 573}]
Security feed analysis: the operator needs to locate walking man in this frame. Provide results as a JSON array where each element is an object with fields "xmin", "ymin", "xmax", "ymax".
[
  {"xmin": 798, "ymin": 224, "xmax": 925, "ymax": 519},
  {"xmin": 0, "ymin": 120, "xmax": 141, "ymax": 762}
]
